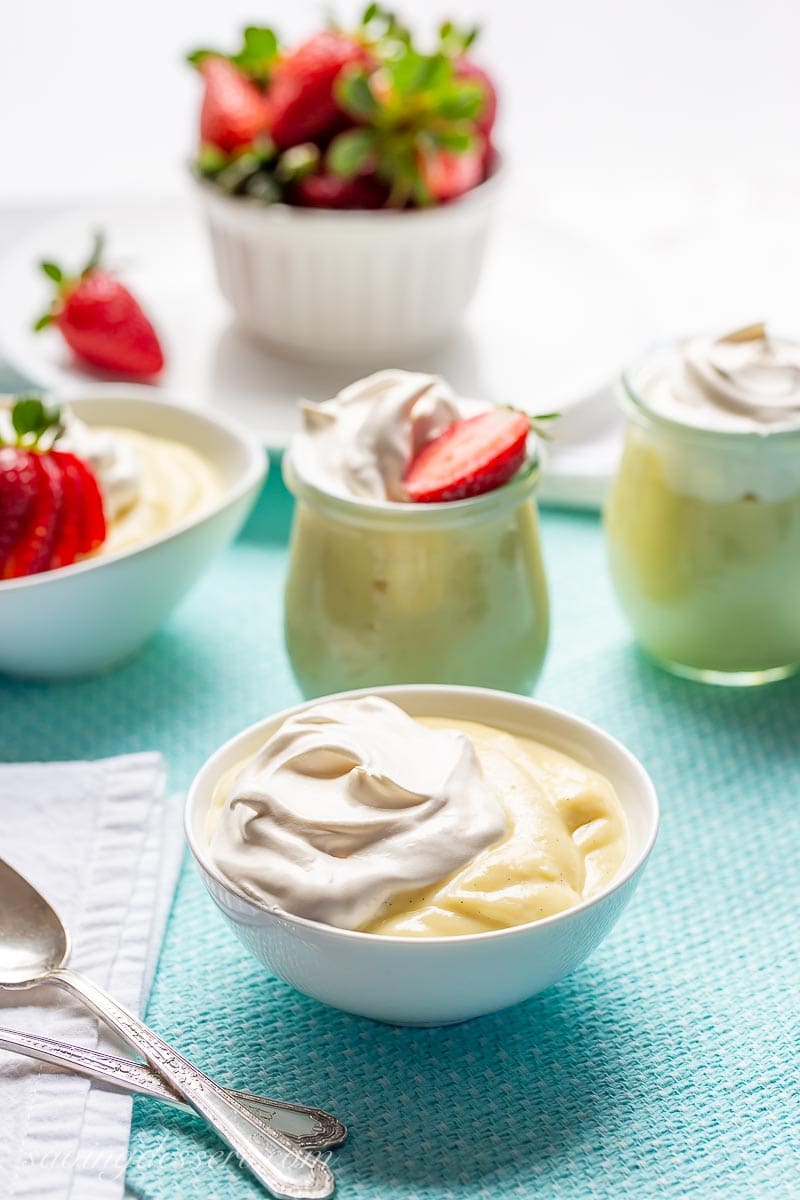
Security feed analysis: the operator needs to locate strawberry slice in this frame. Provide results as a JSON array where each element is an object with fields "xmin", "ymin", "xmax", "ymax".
[
  {"xmin": 0, "ymin": 448, "xmax": 40, "ymax": 574},
  {"xmin": 3, "ymin": 453, "xmax": 63, "ymax": 578},
  {"xmin": 69, "ymin": 453, "xmax": 107, "ymax": 554},
  {"xmin": 404, "ymin": 410, "xmax": 530, "ymax": 503}
]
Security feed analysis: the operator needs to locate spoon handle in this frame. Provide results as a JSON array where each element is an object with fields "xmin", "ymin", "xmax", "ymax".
[
  {"xmin": 49, "ymin": 969, "xmax": 334, "ymax": 1200},
  {"xmin": 0, "ymin": 1026, "xmax": 346, "ymax": 1150}
]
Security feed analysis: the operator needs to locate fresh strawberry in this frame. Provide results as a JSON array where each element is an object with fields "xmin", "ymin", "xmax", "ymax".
[
  {"xmin": 404, "ymin": 410, "xmax": 530, "ymax": 503},
  {"xmin": 199, "ymin": 57, "xmax": 270, "ymax": 153},
  {"xmin": 267, "ymin": 32, "xmax": 366, "ymax": 149},
  {"xmin": 454, "ymin": 58, "xmax": 497, "ymax": 136},
  {"xmin": 0, "ymin": 448, "xmax": 39, "ymax": 574},
  {"xmin": 0, "ymin": 398, "xmax": 107, "ymax": 580},
  {"xmin": 3, "ymin": 454, "xmax": 63, "ymax": 578},
  {"xmin": 49, "ymin": 451, "xmax": 106, "ymax": 567},
  {"xmin": 418, "ymin": 143, "xmax": 485, "ymax": 202},
  {"xmin": 34, "ymin": 233, "xmax": 165, "ymax": 379},
  {"xmin": 292, "ymin": 171, "xmax": 389, "ymax": 209}
]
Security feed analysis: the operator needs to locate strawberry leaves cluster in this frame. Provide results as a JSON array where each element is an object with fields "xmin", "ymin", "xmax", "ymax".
[{"xmin": 188, "ymin": 6, "xmax": 497, "ymax": 210}]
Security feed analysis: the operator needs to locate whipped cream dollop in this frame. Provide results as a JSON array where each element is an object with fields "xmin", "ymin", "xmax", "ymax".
[
  {"xmin": 209, "ymin": 696, "xmax": 508, "ymax": 930},
  {"xmin": 646, "ymin": 324, "xmax": 800, "ymax": 434},
  {"xmin": 57, "ymin": 412, "xmax": 143, "ymax": 520},
  {"xmin": 289, "ymin": 370, "xmax": 489, "ymax": 501}
]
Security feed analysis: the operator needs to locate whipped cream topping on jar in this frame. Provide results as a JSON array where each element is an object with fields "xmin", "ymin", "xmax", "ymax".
[
  {"xmin": 289, "ymin": 369, "xmax": 489, "ymax": 502},
  {"xmin": 209, "ymin": 696, "xmax": 508, "ymax": 930},
  {"xmin": 56, "ymin": 412, "xmax": 143, "ymax": 520},
  {"xmin": 646, "ymin": 323, "xmax": 800, "ymax": 435}
]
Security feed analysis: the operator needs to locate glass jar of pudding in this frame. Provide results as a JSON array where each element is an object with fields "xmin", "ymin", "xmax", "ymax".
[
  {"xmin": 283, "ymin": 452, "xmax": 549, "ymax": 697},
  {"xmin": 605, "ymin": 337, "xmax": 800, "ymax": 685}
]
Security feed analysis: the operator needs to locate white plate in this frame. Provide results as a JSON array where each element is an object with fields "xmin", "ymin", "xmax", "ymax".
[{"xmin": 0, "ymin": 197, "xmax": 642, "ymax": 507}]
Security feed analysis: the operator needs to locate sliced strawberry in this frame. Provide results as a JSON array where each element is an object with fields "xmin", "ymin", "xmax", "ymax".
[
  {"xmin": 418, "ymin": 143, "xmax": 485, "ymax": 203},
  {"xmin": 3, "ymin": 453, "xmax": 63, "ymax": 578},
  {"xmin": 48, "ymin": 451, "xmax": 82, "ymax": 569},
  {"xmin": 454, "ymin": 58, "xmax": 497, "ymax": 136},
  {"xmin": 292, "ymin": 171, "xmax": 389, "ymax": 209},
  {"xmin": 69, "ymin": 453, "xmax": 106, "ymax": 553},
  {"xmin": 200, "ymin": 57, "xmax": 270, "ymax": 153},
  {"xmin": 404, "ymin": 410, "xmax": 530, "ymax": 503},
  {"xmin": 267, "ymin": 32, "xmax": 366, "ymax": 149},
  {"xmin": 0, "ymin": 448, "xmax": 40, "ymax": 573}
]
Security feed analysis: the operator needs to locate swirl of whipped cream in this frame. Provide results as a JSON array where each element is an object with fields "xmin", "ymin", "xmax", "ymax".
[
  {"xmin": 56, "ymin": 411, "xmax": 143, "ymax": 520},
  {"xmin": 646, "ymin": 324, "xmax": 800, "ymax": 433},
  {"xmin": 209, "ymin": 696, "xmax": 508, "ymax": 930},
  {"xmin": 289, "ymin": 370, "xmax": 489, "ymax": 501}
]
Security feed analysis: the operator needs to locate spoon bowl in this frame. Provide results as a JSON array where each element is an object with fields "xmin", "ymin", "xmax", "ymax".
[{"xmin": 0, "ymin": 860, "xmax": 69, "ymax": 985}]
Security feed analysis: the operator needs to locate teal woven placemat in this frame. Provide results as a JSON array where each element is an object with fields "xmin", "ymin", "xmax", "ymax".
[{"xmin": 2, "ymin": 461, "xmax": 798, "ymax": 1199}]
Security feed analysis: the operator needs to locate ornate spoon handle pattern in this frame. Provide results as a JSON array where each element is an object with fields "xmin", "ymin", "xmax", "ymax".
[
  {"xmin": 0, "ymin": 1025, "xmax": 346, "ymax": 1151},
  {"xmin": 48, "ymin": 968, "xmax": 335, "ymax": 1199}
]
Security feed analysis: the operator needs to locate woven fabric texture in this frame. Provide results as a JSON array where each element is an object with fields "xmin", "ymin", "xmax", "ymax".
[{"xmin": 1, "ymin": 465, "xmax": 798, "ymax": 1200}]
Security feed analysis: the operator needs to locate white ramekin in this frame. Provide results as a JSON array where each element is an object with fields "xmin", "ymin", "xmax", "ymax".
[
  {"xmin": 0, "ymin": 387, "xmax": 266, "ymax": 678},
  {"xmin": 194, "ymin": 167, "xmax": 502, "ymax": 364},
  {"xmin": 185, "ymin": 684, "xmax": 659, "ymax": 1026}
]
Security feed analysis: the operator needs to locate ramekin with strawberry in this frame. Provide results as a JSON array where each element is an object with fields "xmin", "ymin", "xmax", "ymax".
[{"xmin": 187, "ymin": 6, "xmax": 501, "ymax": 362}]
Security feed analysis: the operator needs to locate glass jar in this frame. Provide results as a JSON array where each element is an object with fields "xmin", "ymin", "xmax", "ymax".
[
  {"xmin": 605, "ymin": 349, "xmax": 800, "ymax": 685},
  {"xmin": 282, "ymin": 452, "xmax": 550, "ymax": 698}
]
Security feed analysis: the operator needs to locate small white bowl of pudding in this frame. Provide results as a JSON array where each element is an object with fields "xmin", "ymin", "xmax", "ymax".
[
  {"xmin": 185, "ymin": 685, "xmax": 658, "ymax": 1026},
  {"xmin": 0, "ymin": 387, "xmax": 266, "ymax": 678}
]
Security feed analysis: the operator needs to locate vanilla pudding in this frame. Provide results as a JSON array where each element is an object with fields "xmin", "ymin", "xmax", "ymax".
[
  {"xmin": 207, "ymin": 696, "xmax": 628, "ymax": 937},
  {"xmin": 58, "ymin": 413, "xmax": 223, "ymax": 555},
  {"xmin": 605, "ymin": 325, "xmax": 800, "ymax": 682},
  {"xmin": 283, "ymin": 371, "xmax": 549, "ymax": 697}
]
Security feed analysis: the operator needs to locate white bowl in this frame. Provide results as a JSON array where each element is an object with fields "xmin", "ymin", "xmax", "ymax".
[
  {"xmin": 195, "ymin": 167, "xmax": 502, "ymax": 364},
  {"xmin": 185, "ymin": 684, "xmax": 659, "ymax": 1026},
  {"xmin": 0, "ymin": 388, "xmax": 266, "ymax": 678}
]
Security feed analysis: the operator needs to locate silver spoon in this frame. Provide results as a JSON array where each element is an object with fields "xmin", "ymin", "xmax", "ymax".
[
  {"xmin": 0, "ymin": 1026, "xmax": 347, "ymax": 1150},
  {"xmin": 0, "ymin": 859, "xmax": 334, "ymax": 1199}
]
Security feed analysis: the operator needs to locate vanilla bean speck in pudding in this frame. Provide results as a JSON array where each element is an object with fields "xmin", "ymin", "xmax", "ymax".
[{"xmin": 207, "ymin": 696, "xmax": 628, "ymax": 937}]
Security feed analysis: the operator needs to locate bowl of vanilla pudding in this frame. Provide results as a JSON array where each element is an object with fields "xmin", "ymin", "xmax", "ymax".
[
  {"xmin": 185, "ymin": 685, "xmax": 658, "ymax": 1025},
  {"xmin": 0, "ymin": 387, "xmax": 266, "ymax": 677},
  {"xmin": 605, "ymin": 324, "xmax": 800, "ymax": 684}
]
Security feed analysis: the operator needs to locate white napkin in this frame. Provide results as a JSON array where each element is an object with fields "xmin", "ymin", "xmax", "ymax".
[{"xmin": 0, "ymin": 753, "xmax": 184, "ymax": 1200}]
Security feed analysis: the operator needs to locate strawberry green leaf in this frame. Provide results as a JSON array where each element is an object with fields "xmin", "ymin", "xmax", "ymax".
[
  {"xmin": 186, "ymin": 47, "xmax": 217, "ymax": 68},
  {"xmin": 336, "ymin": 69, "xmax": 380, "ymax": 119},
  {"xmin": 431, "ymin": 82, "xmax": 485, "ymax": 120},
  {"xmin": 33, "ymin": 312, "xmax": 54, "ymax": 332},
  {"xmin": 232, "ymin": 26, "xmax": 279, "ymax": 83},
  {"xmin": 196, "ymin": 143, "xmax": 230, "ymax": 177},
  {"xmin": 40, "ymin": 262, "xmax": 63, "ymax": 284},
  {"xmin": 427, "ymin": 128, "xmax": 476, "ymax": 152},
  {"xmin": 275, "ymin": 144, "xmax": 321, "ymax": 184},
  {"xmin": 11, "ymin": 396, "xmax": 62, "ymax": 445},
  {"xmin": 327, "ymin": 128, "xmax": 377, "ymax": 178}
]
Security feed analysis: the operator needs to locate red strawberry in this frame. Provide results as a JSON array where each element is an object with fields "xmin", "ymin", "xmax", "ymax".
[
  {"xmin": 454, "ymin": 57, "xmax": 497, "ymax": 136},
  {"xmin": 0, "ymin": 448, "xmax": 40, "ymax": 573},
  {"xmin": 418, "ymin": 143, "xmax": 485, "ymax": 202},
  {"xmin": 267, "ymin": 32, "xmax": 366, "ymax": 149},
  {"xmin": 3, "ymin": 453, "xmax": 63, "ymax": 578},
  {"xmin": 34, "ymin": 233, "xmax": 165, "ymax": 379},
  {"xmin": 200, "ymin": 57, "xmax": 270, "ymax": 153},
  {"xmin": 293, "ymin": 171, "xmax": 389, "ymax": 209},
  {"xmin": 49, "ymin": 451, "xmax": 106, "ymax": 566},
  {"xmin": 0, "ymin": 398, "xmax": 107, "ymax": 580},
  {"xmin": 404, "ymin": 410, "xmax": 530, "ymax": 503}
]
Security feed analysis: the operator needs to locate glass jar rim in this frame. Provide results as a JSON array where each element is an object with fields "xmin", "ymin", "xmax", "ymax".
[
  {"xmin": 620, "ymin": 342, "xmax": 800, "ymax": 447},
  {"xmin": 282, "ymin": 446, "xmax": 541, "ymax": 530}
]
